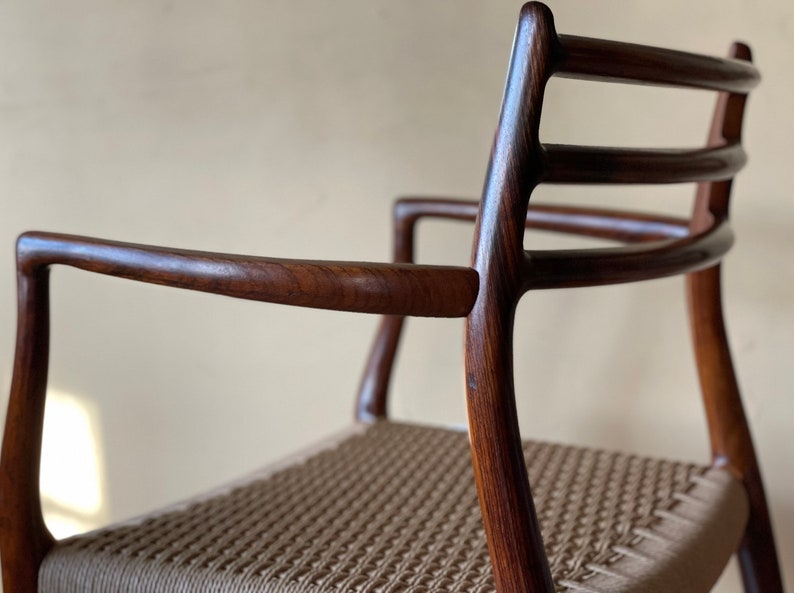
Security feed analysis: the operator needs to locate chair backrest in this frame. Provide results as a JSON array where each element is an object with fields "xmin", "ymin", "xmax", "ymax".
[
  {"xmin": 358, "ymin": 4, "xmax": 773, "ymax": 593},
  {"xmin": 464, "ymin": 5, "xmax": 766, "ymax": 593}
]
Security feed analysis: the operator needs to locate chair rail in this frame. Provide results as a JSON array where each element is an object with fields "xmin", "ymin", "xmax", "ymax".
[
  {"xmin": 557, "ymin": 34, "xmax": 760, "ymax": 92},
  {"xmin": 395, "ymin": 197, "xmax": 689, "ymax": 242},
  {"xmin": 543, "ymin": 143, "xmax": 746, "ymax": 184},
  {"xmin": 524, "ymin": 218, "xmax": 733, "ymax": 289}
]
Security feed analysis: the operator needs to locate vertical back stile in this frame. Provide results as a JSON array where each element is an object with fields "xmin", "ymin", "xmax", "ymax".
[
  {"xmin": 687, "ymin": 44, "xmax": 784, "ymax": 593},
  {"xmin": 464, "ymin": 4, "xmax": 560, "ymax": 593}
]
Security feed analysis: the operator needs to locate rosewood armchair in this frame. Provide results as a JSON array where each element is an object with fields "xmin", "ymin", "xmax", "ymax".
[{"xmin": 1, "ymin": 3, "xmax": 784, "ymax": 593}]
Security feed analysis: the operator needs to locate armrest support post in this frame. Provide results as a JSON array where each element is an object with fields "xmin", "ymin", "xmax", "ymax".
[{"xmin": 0, "ymin": 264, "xmax": 55, "ymax": 593}]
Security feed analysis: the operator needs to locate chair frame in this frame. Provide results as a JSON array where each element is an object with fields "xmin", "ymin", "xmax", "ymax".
[{"xmin": 0, "ymin": 3, "xmax": 783, "ymax": 593}]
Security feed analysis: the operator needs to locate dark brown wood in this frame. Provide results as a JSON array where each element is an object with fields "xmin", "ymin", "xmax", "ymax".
[
  {"xmin": 686, "ymin": 43, "xmax": 783, "ymax": 593},
  {"xmin": 558, "ymin": 34, "xmax": 761, "ymax": 92},
  {"xmin": 464, "ymin": 5, "xmax": 559, "ymax": 593},
  {"xmin": 543, "ymin": 142, "xmax": 746, "ymax": 184},
  {"xmin": 389, "ymin": 197, "xmax": 690, "ymax": 241},
  {"xmin": 688, "ymin": 267, "xmax": 784, "ymax": 593},
  {"xmin": 0, "ymin": 266, "xmax": 55, "ymax": 593},
  {"xmin": 356, "ymin": 200, "xmax": 419, "ymax": 420},
  {"xmin": 356, "ymin": 196, "xmax": 690, "ymax": 420},
  {"xmin": 16, "ymin": 231, "xmax": 478, "ymax": 318},
  {"xmin": 525, "ymin": 218, "xmax": 733, "ymax": 289},
  {"xmin": 355, "ymin": 315, "xmax": 404, "ymax": 420},
  {"xmin": 464, "ymin": 5, "xmax": 773, "ymax": 593},
  {"xmin": 524, "ymin": 203, "xmax": 689, "ymax": 241}
]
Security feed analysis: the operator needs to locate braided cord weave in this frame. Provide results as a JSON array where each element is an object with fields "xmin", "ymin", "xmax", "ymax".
[{"xmin": 41, "ymin": 422, "xmax": 723, "ymax": 593}]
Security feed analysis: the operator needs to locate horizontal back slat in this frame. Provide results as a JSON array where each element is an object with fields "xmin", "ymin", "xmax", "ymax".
[
  {"xmin": 395, "ymin": 198, "xmax": 689, "ymax": 242},
  {"xmin": 523, "ymin": 220, "xmax": 733, "ymax": 289},
  {"xmin": 557, "ymin": 35, "xmax": 759, "ymax": 93},
  {"xmin": 543, "ymin": 143, "xmax": 746, "ymax": 184},
  {"xmin": 524, "ymin": 204, "xmax": 689, "ymax": 241}
]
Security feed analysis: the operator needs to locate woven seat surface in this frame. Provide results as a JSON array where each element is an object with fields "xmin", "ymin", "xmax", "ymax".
[{"xmin": 40, "ymin": 422, "xmax": 747, "ymax": 593}]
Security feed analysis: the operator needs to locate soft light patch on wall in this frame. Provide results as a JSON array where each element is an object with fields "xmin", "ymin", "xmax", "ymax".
[{"xmin": 40, "ymin": 390, "xmax": 107, "ymax": 538}]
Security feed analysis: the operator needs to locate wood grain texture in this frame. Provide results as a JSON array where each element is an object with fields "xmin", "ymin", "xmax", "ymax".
[
  {"xmin": 558, "ymin": 34, "xmax": 761, "ymax": 92},
  {"xmin": 0, "ymin": 269, "xmax": 55, "ymax": 593},
  {"xmin": 688, "ymin": 266, "xmax": 783, "ymax": 593},
  {"xmin": 16, "ymin": 232, "xmax": 478, "ymax": 318},
  {"xmin": 389, "ymin": 197, "xmax": 690, "ymax": 241},
  {"xmin": 356, "ymin": 196, "xmax": 691, "ymax": 420},
  {"xmin": 356, "ymin": 200, "xmax": 418, "ymax": 420},
  {"xmin": 464, "ymin": 5, "xmax": 559, "ymax": 593},
  {"xmin": 525, "ymin": 218, "xmax": 733, "ymax": 289},
  {"xmin": 686, "ymin": 43, "xmax": 783, "ymax": 593},
  {"xmin": 543, "ymin": 142, "xmax": 746, "ymax": 184},
  {"xmin": 463, "ymin": 5, "xmax": 771, "ymax": 593}
]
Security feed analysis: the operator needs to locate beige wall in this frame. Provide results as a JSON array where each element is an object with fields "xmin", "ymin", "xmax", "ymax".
[{"xmin": 1, "ymin": 1, "xmax": 791, "ymax": 591}]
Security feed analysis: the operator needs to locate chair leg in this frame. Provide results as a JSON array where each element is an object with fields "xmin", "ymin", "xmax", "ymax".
[
  {"xmin": 736, "ymin": 464, "xmax": 785, "ymax": 593},
  {"xmin": 0, "ymin": 269, "xmax": 55, "ymax": 593},
  {"xmin": 687, "ymin": 266, "xmax": 784, "ymax": 593}
]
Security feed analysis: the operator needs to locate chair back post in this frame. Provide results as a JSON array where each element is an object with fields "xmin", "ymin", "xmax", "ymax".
[
  {"xmin": 464, "ymin": 4, "xmax": 559, "ymax": 593},
  {"xmin": 687, "ymin": 44, "xmax": 785, "ymax": 593}
]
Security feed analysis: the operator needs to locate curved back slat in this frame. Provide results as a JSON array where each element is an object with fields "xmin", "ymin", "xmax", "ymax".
[
  {"xmin": 524, "ymin": 204, "xmax": 689, "ymax": 241},
  {"xmin": 394, "ymin": 197, "xmax": 689, "ymax": 242},
  {"xmin": 524, "ymin": 220, "xmax": 733, "ymax": 290},
  {"xmin": 392, "ymin": 197, "xmax": 689, "ymax": 242},
  {"xmin": 543, "ymin": 143, "xmax": 746, "ymax": 184},
  {"xmin": 557, "ymin": 34, "xmax": 760, "ymax": 92}
]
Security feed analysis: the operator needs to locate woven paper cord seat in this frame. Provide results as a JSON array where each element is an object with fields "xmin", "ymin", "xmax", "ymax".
[{"xmin": 39, "ymin": 422, "xmax": 747, "ymax": 593}]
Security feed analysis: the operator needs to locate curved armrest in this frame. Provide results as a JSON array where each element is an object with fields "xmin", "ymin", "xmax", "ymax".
[
  {"xmin": 0, "ymin": 231, "xmax": 479, "ymax": 590},
  {"xmin": 17, "ymin": 232, "xmax": 478, "ymax": 318}
]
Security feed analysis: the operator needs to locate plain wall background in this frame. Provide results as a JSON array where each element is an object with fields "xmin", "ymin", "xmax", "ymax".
[{"xmin": 1, "ymin": 1, "xmax": 792, "ymax": 591}]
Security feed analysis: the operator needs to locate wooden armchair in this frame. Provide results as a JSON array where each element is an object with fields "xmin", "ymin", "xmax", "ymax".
[{"xmin": 1, "ymin": 3, "xmax": 784, "ymax": 593}]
